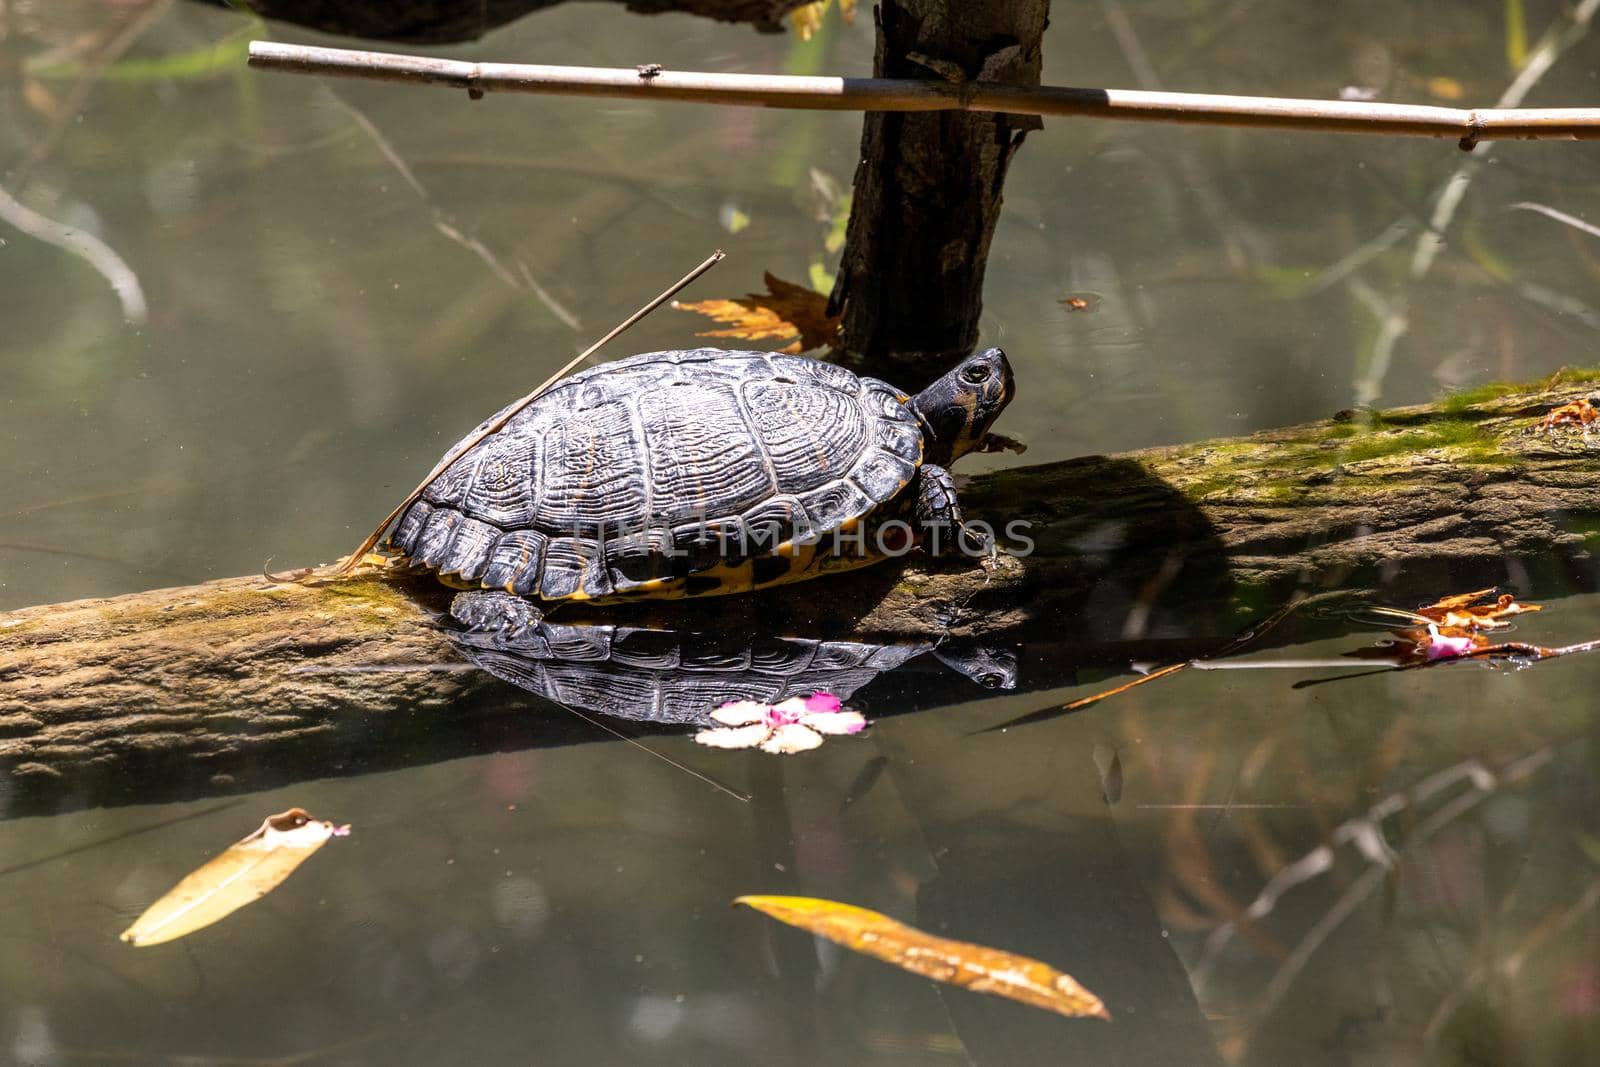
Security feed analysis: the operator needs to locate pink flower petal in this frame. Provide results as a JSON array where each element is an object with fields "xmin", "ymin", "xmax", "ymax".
[
  {"xmin": 759, "ymin": 723, "xmax": 824, "ymax": 755},
  {"xmin": 693, "ymin": 724, "xmax": 771, "ymax": 749},
  {"xmin": 1426, "ymin": 626, "xmax": 1476, "ymax": 661},
  {"xmin": 711, "ymin": 700, "xmax": 771, "ymax": 726},
  {"xmin": 799, "ymin": 710, "xmax": 868, "ymax": 735},
  {"xmin": 803, "ymin": 692, "xmax": 843, "ymax": 713}
]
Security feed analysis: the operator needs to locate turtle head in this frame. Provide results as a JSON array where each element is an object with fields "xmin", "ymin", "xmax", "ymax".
[{"xmin": 908, "ymin": 347, "xmax": 1014, "ymax": 466}]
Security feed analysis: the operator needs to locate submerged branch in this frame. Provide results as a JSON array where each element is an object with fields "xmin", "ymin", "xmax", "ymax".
[
  {"xmin": 0, "ymin": 183, "xmax": 147, "ymax": 324},
  {"xmin": 246, "ymin": 42, "xmax": 1600, "ymax": 143}
]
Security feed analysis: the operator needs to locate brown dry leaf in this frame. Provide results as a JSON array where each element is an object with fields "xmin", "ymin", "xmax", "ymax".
[
  {"xmin": 674, "ymin": 272, "xmax": 840, "ymax": 354},
  {"xmin": 1415, "ymin": 588, "xmax": 1541, "ymax": 631},
  {"xmin": 734, "ymin": 895, "xmax": 1110, "ymax": 1020},
  {"xmin": 1345, "ymin": 589, "xmax": 1547, "ymax": 666},
  {"xmin": 1533, "ymin": 397, "xmax": 1600, "ymax": 433},
  {"xmin": 120, "ymin": 808, "xmax": 349, "ymax": 947}
]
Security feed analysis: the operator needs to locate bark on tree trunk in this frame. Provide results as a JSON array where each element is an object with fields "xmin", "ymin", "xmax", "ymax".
[
  {"xmin": 3, "ymin": 376, "xmax": 1597, "ymax": 814},
  {"xmin": 829, "ymin": 0, "xmax": 1051, "ymax": 385}
]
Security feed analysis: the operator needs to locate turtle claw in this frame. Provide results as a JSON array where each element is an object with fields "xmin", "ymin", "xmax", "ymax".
[{"xmin": 450, "ymin": 590, "xmax": 545, "ymax": 641}]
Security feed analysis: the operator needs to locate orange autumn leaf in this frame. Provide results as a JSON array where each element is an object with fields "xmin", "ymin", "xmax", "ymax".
[
  {"xmin": 674, "ymin": 272, "xmax": 841, "ymax": 354},
  {"xmin": 1345, "ymin": 589, "xmax": 1546, "ymax": 665},
  {"xmin": 1414, "ymin": 588, "xmax": 1541, "ymax": 632},
  {"xmin": 734, "ymin": 895, "xmax": 1110, "ymax": 1020},
  {"xmin": 1533, "ymin": 397, "xmax": 1600, "ymax": 433}
]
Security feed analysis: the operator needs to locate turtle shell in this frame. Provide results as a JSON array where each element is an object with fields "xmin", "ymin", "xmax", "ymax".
[
  {"xmin": 451, "ymin": 622, "xmax": 929, "ymax": 724},
  {"xmin": 390, "ymin": 348, "xmax": 925, "ymax": 601}
]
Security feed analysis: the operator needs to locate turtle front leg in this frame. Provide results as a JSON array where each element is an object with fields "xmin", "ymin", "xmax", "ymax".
[
  {"xmin": 914, "ymin": 464, "xmax": 991, "ymax": 556},
  {"xmin": 451, "ymin": 590, "xmax": 545, "ymax": 641}
]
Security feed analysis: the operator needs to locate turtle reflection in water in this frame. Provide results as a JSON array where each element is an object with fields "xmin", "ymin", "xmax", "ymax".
[
  {"xmin": 389, "ymin": 347, "xmax": 1015, "ymax": 636},
  {"xmin": 450, "ymin": 622, "xmax": 1016, "ymax": 726}
]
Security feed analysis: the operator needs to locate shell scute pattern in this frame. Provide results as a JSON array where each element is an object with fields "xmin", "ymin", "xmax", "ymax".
[
  {"xmin": 483, "ymin": 529, "xmax": 548, "ymax": 595},
  {"xmin": 394, "ymin": 500, "xmax": 433, "ymax": 547},
  {"xmin": 852, "ymin": 450, "xmax": 920, "ymax": 502},
  {"xmin": 872, "ymin": 417, "xmax": 924, "ymax": 464},
  {"xmin": 462, "ymin": 432, "xmax": 540, "ymax": 528},
  {"xmin": 451, "ymin": 624, "xmax": 937, "ymax": 726},
  {"xmin": 535, "ymin": 401, "xmax": 649, "ymax": 533},
  {"xmin": 391, "ymin": 349, "xmax": 926, "ymax": 602},
  {"xmin": 544, "ymin": 664, "xmax": 658, "ymax": 716},
  {"xmin": 797, "ymin": 480, "xmax": 873, "ymax": 535},
  {"xmin": 445, "ymin": 517, "xmax": 501, "ymax": 582},
  {"xmin": 736, "ymin": 496, "xmax": 803, "ymax": 553},
  {"xmin": 413, "ymin": 508, "xmax": 465, "ymax": 568},
  {"xmin": 638, "ymin": 382, "xmax": 774, "ymax": 524},
  {"xmin": 608, "ymin": 627, "xmax": 683, "ymax": 669},
  {"xmin": 540, "ymin": 622, "xmax": 613, "ymax": 662},
  {"xmin": 741, "ymin": 377, "xmax": 869, "ymax": 494},
  {"xmin": 424, "ymin": 452, "xmax": 479, "ymax": 508},
  {"xmin": 540, "ymin": 537, "xmax": 611, "ymax": 600}
]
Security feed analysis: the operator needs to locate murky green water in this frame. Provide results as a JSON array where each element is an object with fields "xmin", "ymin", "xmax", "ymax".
[{"xmin": 3, "ymin": 1, "xmax": 1599, "ymax": 1064}]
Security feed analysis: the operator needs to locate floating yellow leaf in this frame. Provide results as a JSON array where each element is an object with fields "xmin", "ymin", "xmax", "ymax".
[
  {"xmin": 121, "ymin": 808, "xmax": 349, "ymax": 947},
  {"xmin": 734, "ymin": 895, "xmax": 1110, "ymax": 1020},
  {"xmin": 1426, "ymin": 76, "xmax": 1465, "ymax": 101},
  {"xmin": 789, "ymin": 0, "xmax": 853, "ymax": 40},
  {"xmin": 789, "ymin": 1, "xmax": 828, "ymax": 41},
  {"xmin": 673, "ymin": 272, "xmax": 841, "ymax": 354}
]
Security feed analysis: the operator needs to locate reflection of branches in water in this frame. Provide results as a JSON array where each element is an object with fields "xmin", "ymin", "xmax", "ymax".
[
  {"xmin": 1424, "ymin": 876, "xmax": 1600, "ymax": 1044},
  {"xmin": 1509, "ymin": 201, "xmax": 1600, "ymax": 243},
  {"xmin": 1323, "ymin": 160, "xmax": 1600, "ymax": 352},
  {"xmin": 1410, "ymin": 0, "xmax": 1600, "ymax": 279},
  {"xmin": 1095, "ymin": 0, "xmax": 1269, "ymax": 273},
  {"xmin": 0, "ymin": 181, "xmax": 146, "ymax": 323},
  {"xmin": 0, "ymin": 0, "xmax": 173, "ymax": 326},
  {"xmin": 321, "ymin": 87, "xmax": 582, "ymax": 333},
  {"xmin": 10, "ymin": 0, "xmax": 171, "ymax": 185},
  {"xmin": 1351, "ymin": 0, "xmax": 1600, "ymax": 405},
  {"xmin": 1179, "ymin": 746, "xmax": 1558, "ymax": 1061}
]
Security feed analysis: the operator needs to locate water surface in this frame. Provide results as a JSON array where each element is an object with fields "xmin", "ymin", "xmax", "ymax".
[{"xmin": 2, "ymin": 2, "xmax": 1599, "ymax": 1063}]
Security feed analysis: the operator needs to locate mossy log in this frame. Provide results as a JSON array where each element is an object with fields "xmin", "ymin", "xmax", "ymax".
[{"xmin": 3, "ymin": 375, "xmax": 1599, "ymax": 813}]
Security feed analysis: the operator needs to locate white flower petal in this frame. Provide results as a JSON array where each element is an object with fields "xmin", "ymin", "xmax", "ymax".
[
  {"xmin": 800, "ymin": 710, "xmax": 867, "ymax": 735},
  {"xmin": 770, "ymin": 697, "xmax": 810, "ymax": 717},
  {"xmin": 711, "ymin": 701, "xmax": 771, "ymax": 726},
  {"xmin": 760, "ymin": 723, "xmax": 824, "ymax": 754},
  {"xmin": 693, "ymin": 724, "xmax": 771, "ymax": 749}
]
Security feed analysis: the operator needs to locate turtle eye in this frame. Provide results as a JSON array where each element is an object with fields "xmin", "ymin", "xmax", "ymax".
[
  {"xmin": 961, "ymin": 364, "xmax": 991, "ymax": 385},
  {"xmin": 979, "ymin": 672, "xmax": 1003, "ymax": 689}
]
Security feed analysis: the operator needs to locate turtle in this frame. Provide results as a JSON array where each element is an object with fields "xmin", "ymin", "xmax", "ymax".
[
  {"xmin": 449, "ymin": 620, "xmax": 1018, "ymax": 725},
  {"xmin": 389, "ymin": 345, "xmax": 1014, "ymax": 633}
]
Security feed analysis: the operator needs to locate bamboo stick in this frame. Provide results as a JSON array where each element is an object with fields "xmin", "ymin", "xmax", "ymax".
[{"xmin": 248, "ymin": 41, "xmax": 1600, "ymax": 144}]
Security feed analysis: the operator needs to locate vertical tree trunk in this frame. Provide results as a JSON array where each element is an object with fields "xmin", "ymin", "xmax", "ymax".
[{"xmin": 829, "ymin": 0, "xmax": 1050, "ymax": 384}]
